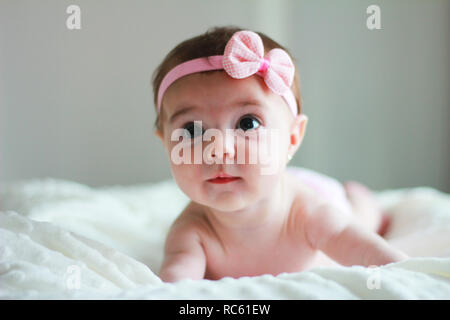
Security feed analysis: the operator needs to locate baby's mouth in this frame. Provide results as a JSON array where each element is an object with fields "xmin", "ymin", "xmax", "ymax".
[{"xmin": 207, "ymin": 173, "xmax": 241, "ymax": 184}]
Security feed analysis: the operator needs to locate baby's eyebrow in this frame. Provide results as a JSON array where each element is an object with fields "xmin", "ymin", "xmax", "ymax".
[
  {"xmin": 232, "ymin": 98, "xmax": 264, "ymax": 108},
  {"xmin": 169, "ymin": 99, "xmax": 264, "ymax": 124},
  {"xmin": 169, "ymin": 106, "xmax": 197, "ymax": 124}
]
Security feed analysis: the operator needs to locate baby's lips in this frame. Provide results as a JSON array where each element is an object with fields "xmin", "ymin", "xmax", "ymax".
[{"xmin": 210, "ymin": 172, "xmax": 238, "ymax": 179}]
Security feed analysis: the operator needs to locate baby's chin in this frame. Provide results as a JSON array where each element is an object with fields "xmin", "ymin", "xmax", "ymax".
[{"xmin": 193, "ymin": 189, "xmax": 252, "ymax": 212}]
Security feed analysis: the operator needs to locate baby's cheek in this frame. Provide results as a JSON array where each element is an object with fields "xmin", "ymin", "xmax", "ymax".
[
  {"xmin": 235, "ymin": 132, "xmax": 279, "ymax": 166},
  {"xmin": 234, "ymin": 136, "xmax": 256, "ymax": 165},
  {"xmin": 170, "ymin": 163, "xmax": 199, "ymax": 194},
  {"xmin": 257, "ymin": 130, "xmax": 287, "ymax": 175}
]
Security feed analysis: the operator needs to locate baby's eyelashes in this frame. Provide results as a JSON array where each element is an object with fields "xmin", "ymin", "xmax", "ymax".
[
  {"xmin": 182, "ymin": 122, "xmax": 205, "ymax": 139},
  {"xmin": 236, "ymin": 115, "xmax": 261, "ymax": 131},
  {"xmin": 180, "ymin": 115, "xmax": 263, "ymax": 139}
]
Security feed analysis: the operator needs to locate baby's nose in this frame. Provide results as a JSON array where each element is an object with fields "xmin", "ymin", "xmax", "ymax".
[{"xmin": 209, "ymin": 131, "xmax": 235, "ymax": 162}]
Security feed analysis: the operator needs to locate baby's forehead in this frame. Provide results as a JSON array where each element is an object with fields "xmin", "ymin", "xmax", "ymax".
[{"xmin": 164, "ymin": 72, "xmax": 272, "ymax": 109}]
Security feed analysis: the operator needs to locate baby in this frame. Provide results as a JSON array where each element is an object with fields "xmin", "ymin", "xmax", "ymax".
[{"xmin": 152, "ymin": 26, "xmax": 408, "ymax": 282}]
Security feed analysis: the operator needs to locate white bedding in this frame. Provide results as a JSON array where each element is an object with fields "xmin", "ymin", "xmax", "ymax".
[{"xmin": 0, "ymin": 178, "xmax": 449, "ymax": 299}]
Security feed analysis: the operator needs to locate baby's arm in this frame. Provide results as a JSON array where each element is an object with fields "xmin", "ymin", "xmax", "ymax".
[
  {"xmin": 159, "ymin": 221, "xmax": 206, "ymax": 282},
  {"xmin": 304, "ymin": 204, "xmax": 408, "ymax": 267}
]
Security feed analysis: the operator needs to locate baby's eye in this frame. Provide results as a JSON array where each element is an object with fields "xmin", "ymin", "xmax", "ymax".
[
  {"xmin": 237, "ymin": 115, "xmax": 261, "ymax": 131},
  {"xmin": 182, "ymin": 121, "xmax": 204, "ymax": 139}
]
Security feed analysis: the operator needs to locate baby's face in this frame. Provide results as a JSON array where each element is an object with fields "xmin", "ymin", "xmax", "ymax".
[{"xmin": 156, "ymin": 71, "xmax": 303, "ymax": 211}]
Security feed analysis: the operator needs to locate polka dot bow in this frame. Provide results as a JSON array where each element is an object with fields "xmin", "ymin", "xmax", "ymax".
[{"xmin": 222, "ymin": 30, "xmax": 295, "ymax": 95}]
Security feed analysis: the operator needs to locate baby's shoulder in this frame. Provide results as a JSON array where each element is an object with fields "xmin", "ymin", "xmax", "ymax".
[
  {"xmin": 163, "ymin": 202, "xmax": 209, "ymax": 250},
  {"xmin": 287, "ymin": 172, "xmax": 325, "ymax": 214},
  {"xmin": 286, "ymin": 173, "xmax": 342, "ymax": 233},
  {"xmin": 287, "ymin": 182, "xmax": 348, "ymax": 250},
  {"xmin": 168, "ymin": 201, "xmax": 213, "ymax": 239}
]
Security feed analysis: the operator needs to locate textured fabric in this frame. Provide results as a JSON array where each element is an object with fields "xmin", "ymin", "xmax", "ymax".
[
  {"xmin": 157, "ymin": 30, "xmax": 298, "ymax": 117},
  {"xmin": 1, "ymin": 179, "xmax": 450, "ymax": 299}
]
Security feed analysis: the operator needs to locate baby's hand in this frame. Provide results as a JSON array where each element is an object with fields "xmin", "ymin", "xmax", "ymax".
[{"xmin": 159, "ymin": 220, "xmax": 206, "ymax": 282}]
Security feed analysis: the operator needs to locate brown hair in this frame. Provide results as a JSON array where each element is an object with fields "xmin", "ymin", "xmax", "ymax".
[{"xmin": 152, "ymin": 26, "xmax": 302, "ymax": 132}]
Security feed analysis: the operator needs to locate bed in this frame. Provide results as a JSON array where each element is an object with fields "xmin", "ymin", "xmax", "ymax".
[{"xmin": 1, "ymin": 177, "xmax": 449, "ymax": 299}]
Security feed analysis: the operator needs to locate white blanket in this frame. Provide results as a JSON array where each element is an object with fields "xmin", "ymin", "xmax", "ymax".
[{"xmin": 1, "ymin": 178, "xmax": 449, "ymax": 299}]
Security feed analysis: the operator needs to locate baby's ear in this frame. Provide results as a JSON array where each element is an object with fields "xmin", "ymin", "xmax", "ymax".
[
  {"xmin": 299, "ymin": 114, "xmax": 308, "ymax": 144},
  {"xmin": 288, "ymin": 114, "xmax": 308, "ymax": 156}
]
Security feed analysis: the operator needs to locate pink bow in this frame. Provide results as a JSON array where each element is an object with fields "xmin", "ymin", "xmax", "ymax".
[{"xmin": 222, "ymin": 31, "xmax": 295, "ymax": 95}]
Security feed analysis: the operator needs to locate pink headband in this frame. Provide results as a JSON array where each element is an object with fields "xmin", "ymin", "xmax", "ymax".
[{"xmin": 157, "ymin": 30, "xmax": 298, "ymax": 116}]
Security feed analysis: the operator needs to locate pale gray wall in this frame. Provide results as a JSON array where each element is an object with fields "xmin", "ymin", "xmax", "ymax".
[
  {"xmin": 286, "ymin": 0, "xmax": 450, "ymax": 191},
  {"xmin": 1, "ymin": 0, "xmax": 449, "ymax": 192}
]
